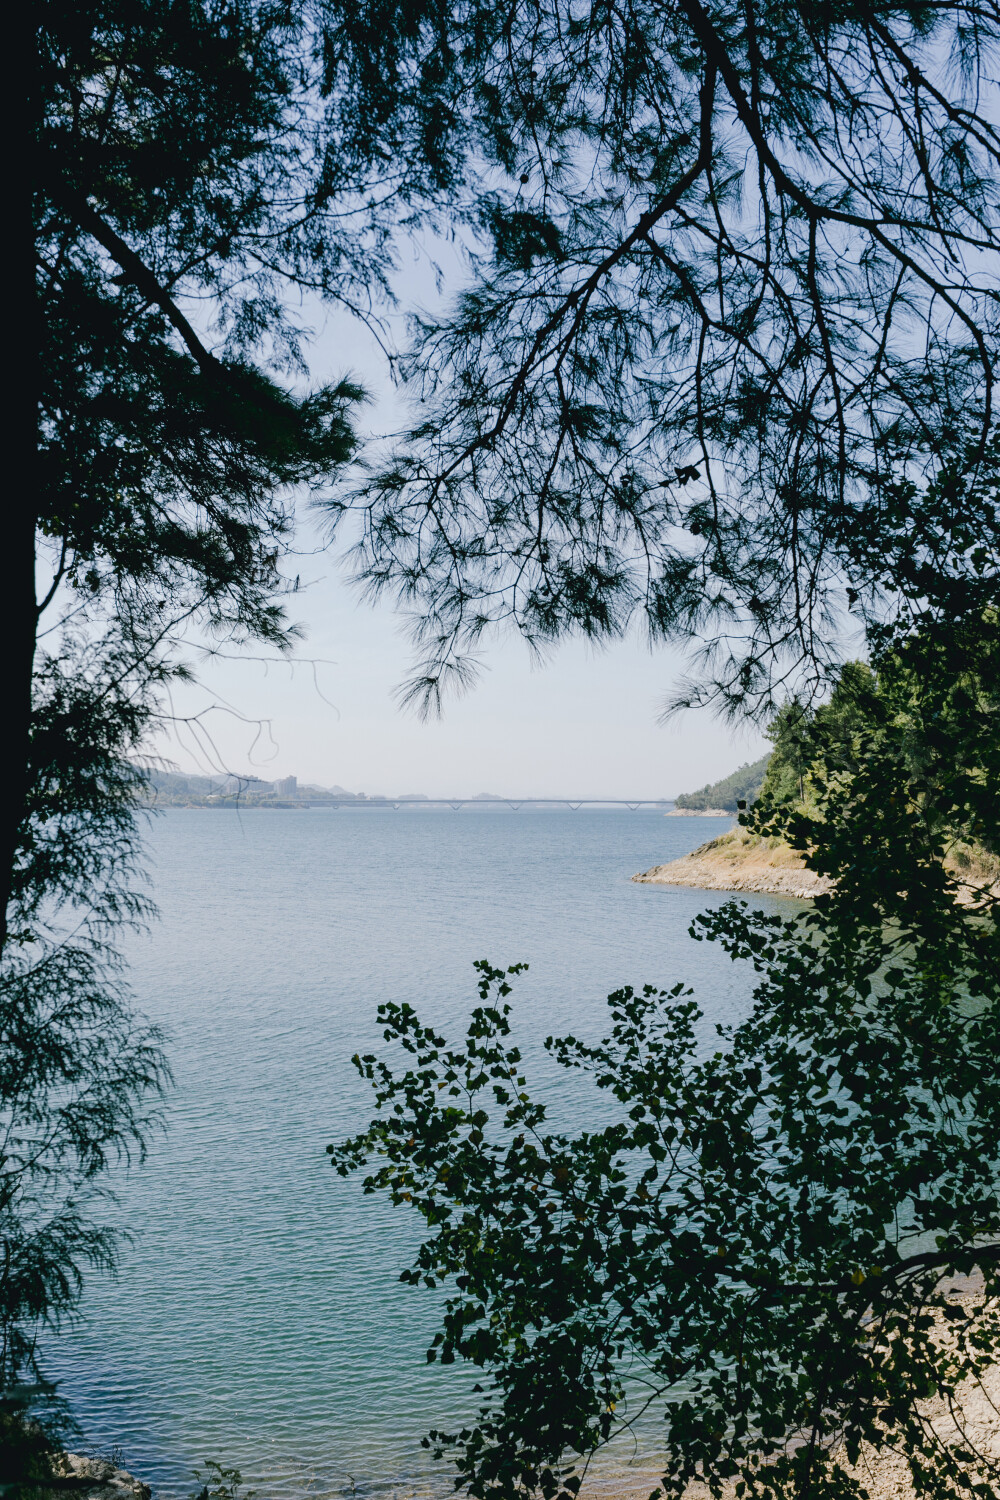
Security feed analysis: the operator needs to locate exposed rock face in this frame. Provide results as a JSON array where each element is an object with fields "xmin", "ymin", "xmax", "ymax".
[
  {"xmin": 635, "ymin": 828, "xmax": 1000, "ymax": 904},
  {"xmin": 57, "ymin": 1454, "xmax": 152, "ymax": 1500},
  {"xmin": 633, "ymin": 829, "xmax": 832, "ymax": 900}
]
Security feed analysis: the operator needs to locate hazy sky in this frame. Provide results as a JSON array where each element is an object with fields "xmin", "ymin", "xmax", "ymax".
[
  {"xmin": 154, "ymin": 269, "xmax": 772, "ymax": 799},
  {"xmin": 157, "ymin": 575, "xmax": 770, "ymax": 799}
]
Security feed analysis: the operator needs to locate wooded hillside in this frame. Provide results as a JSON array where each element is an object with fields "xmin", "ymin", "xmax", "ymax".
[{"xmin": 674, "ymin": 754, "xmax": 771, "ymax": 810}]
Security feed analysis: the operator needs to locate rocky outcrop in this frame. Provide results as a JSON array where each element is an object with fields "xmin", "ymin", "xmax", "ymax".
[
  {"xmin": 635, "ymin": 826, "xmax": 1000, "ymax": 904},
  {"xmin": 57, "ymin": 1454, "xmax": 152, "ymax": 1500},
  {"xmin": 633, "ymin": 828, "xmax": 832, "ymax": 899}
]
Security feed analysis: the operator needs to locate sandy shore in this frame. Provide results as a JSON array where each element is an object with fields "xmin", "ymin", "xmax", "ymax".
[
  {"xmin": 599, "ymin": 1309, "xmax": 1000, "ymax": 1500},
  {"xmin": 679, "ymin": 1348, "xmax": 1000, "ymax": 1499}
]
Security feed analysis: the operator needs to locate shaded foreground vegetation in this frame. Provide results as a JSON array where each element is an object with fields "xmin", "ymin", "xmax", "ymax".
[
  {"xmin": 9, "ymin": 0, "xmax": 1000, "ymax": 1495},
  {"xmin": 337, "ymin": 601, "xmax": 1000, "ymax": 1500}
]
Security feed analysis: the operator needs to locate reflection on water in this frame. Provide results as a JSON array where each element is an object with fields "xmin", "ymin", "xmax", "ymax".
[{"xmin": 45, "ymin": 809, "xmax": 782, "ymax": 1498}]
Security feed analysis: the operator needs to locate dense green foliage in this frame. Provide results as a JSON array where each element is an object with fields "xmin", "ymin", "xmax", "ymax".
[
  {"xmin": 9, "ymin": 0, "xmax": 472, "ymax": 1396},
  {"xmin": 15, "ymin": 2, "xmax": 1000, "ymax": 1491},
  {"xmin": 336, "ymin": 440, "xmax": 1000, "ymax": 1499},
  {"xmin": 0, "ymin": 643, "xmax": 171, "ymax": 1386},
  {"xmin": 757, "ymin": 620, "xmax": 1000, "ymax": 885},
  {"xmin": 674, "ymin": 755, "xmax": 771, "ymax": 811},
  {"xmin": 0, "ymin": 1404, "xmax": 63, "ymax": 1496},
  {"xmin": 335, "ymin": 626, "xmax": 1000, "ymax": 1499},
  {"xmin": 756, "ymin": 673, "xmax": 877, "ymax": 812}
]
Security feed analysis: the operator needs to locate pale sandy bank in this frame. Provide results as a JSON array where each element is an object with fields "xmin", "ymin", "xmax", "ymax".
[
  {"xmin": 600, "ymin": 1319, "xmax": 999, "ymax": 1500},
  {"xmin": 682, "ymin": 1346, "xmax": 1000, "ymax": 1500},
  {"xmin": 633, "ymin": 825, "xmax": 1000, "ymax": 904},
  {"xmin": 664, "ymin": 808, "xmax": 734, "ymax": 817},
  {"xmin": 633, "ymin": 827, "xmax": 831, "ymax": 899}
]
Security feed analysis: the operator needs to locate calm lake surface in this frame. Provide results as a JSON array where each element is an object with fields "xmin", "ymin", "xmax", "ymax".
[{"xmin": 47, "ymin": 809, "xmax": 787, "ymax": 1499}]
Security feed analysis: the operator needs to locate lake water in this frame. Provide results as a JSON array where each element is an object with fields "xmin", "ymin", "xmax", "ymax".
[{"xmin": 45, "ymin": 809, "xmax": 785, "ymax": 1499}]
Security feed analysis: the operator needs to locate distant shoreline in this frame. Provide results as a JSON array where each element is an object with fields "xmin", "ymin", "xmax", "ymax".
[
  {"xmin": 664, "ymin": 807, "xmax": 734, "ymax": 817},
  {"xmin": 143, "ymin": 800, "xmax": 680, "ymax": 811}
]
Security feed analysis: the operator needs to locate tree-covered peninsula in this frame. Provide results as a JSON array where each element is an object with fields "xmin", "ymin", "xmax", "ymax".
[{"xmin": 673, "ymin": 756, "xmax": 771, "ymax": 813}]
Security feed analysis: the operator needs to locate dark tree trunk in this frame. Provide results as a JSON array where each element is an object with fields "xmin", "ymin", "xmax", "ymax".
[
  {"xmin": 1, "ymin": 515, "xmax": 36, "ymax": 958},
  {"xmin": 2, "ymin": 0, "xmax": 38, "ymax": 957}
]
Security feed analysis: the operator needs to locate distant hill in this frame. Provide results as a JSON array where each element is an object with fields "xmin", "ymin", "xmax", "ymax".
[
  {"xmin": 674, "ymin": 754, "xmax": 771, "ymax": 812},
  {"xmin": 140, "ymin": 770, "xmax": 358, "ymax": 805},
  {"xmin": 144, "ymin": 769, "xmax": 224, "ymax": 801}
]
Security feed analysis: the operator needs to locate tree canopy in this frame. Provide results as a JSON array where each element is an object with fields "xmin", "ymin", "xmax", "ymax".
[
  {"xmin": 15, "ymin": 2, "xmax": 1000, "ymax": 1492},
  {"xmin": 22, "ymin": 0, "xmax": 480, "ymax": 938},
  {"xmin": 332, "ymin": 0, "xmax": 1000, "ymax": 715},
  {"xmin": 8, "ymin": 0, "xmax": 472, "ymax": 1397}
]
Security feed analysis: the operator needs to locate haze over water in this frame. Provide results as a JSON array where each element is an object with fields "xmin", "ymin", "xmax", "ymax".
[{"xmin": 47, "ymin": 808, "xmax": 788, "ymax": 1499}]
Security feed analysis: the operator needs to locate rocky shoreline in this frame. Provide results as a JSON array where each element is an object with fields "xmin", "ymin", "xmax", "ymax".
[
  {"xmin": 633, "ymin": 827, "xmax": 831, "ymax": 900},
  {"xmin": 57, "ymin": 1454, "xmax": 152, "ymax": 1500},
  {"xmin": 634, "ymin": 824, "xmax": 1000, "ymax": 904},
  {"xmin": 664, "ymin": 807, "xmax": 733, "ymax": 817}
]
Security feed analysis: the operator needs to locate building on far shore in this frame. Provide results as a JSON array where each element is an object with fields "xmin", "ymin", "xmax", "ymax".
[
  {"xmin": 272, "ymin": 775, "xmax": 298, "ymax": 797},
  {"xmin": 219, "ymin": 774, "xmax": 270, "ymax": 795}
]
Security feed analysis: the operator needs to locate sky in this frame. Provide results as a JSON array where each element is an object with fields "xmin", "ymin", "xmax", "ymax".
[
  {"xmin": 157, "ymin": 564, "xmax": 770, "ymax": 800},
  {"xmin": 152, "ymin": 257, "xmax": 771, "ymax": 799}
]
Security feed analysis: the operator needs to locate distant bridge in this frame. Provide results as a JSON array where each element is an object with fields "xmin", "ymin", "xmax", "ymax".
[{"xmin": 320, "ymin": 797, "xmax": 674, "ymax": 812}]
